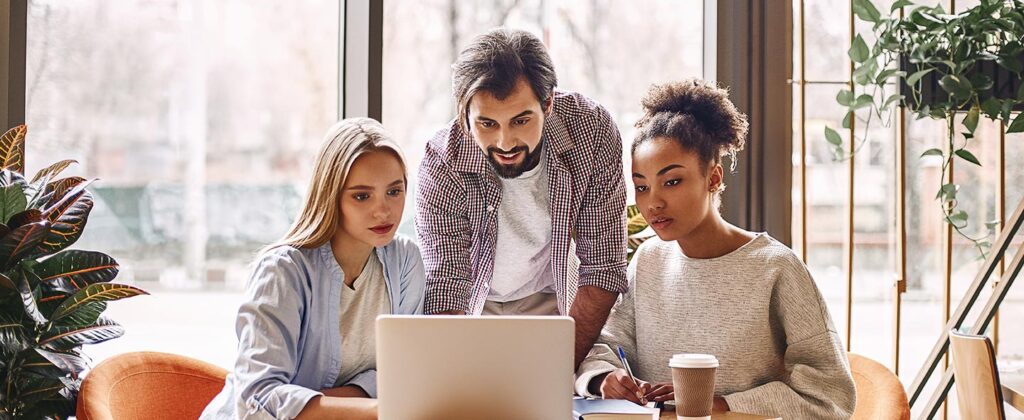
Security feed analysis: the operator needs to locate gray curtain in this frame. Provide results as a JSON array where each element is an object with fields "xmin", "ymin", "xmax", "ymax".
[
  {"xmin": 0, "ymin": 0, "xmax": 27, "ymax": 131},
  {"xmin": 716, "ymin": 0, "xmax": 793, "ymax": 245}
]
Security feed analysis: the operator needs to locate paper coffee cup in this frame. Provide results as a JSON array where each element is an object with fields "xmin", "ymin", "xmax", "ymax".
[{"xmin": 669, "ymin": 354, "xmax": 718, "ymax": 420}]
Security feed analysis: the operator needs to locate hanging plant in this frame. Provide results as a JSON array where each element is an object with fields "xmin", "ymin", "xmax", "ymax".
[{"xmin": 824, "ymin": 0, "xmax": 1024, "ymax": 256}]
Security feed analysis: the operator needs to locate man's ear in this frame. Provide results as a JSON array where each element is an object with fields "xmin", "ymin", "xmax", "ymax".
[{"xmin": 543, "ymin": 94, "xmax": 554, "ymax": 115}]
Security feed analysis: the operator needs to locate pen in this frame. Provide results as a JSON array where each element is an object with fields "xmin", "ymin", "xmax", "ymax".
[{"xmin": 617, "ymin": 345, "xmax": 644, "ymax": 402}]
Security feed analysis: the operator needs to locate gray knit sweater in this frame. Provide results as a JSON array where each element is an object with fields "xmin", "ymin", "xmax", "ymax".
[{"xmin": 575, "ymin": 233, "xmax": 856, "ymax": 419}]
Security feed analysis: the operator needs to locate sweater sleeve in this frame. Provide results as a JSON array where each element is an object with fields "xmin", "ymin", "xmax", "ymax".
[
  {"xmin": 722, "ymin": 257, "xmax": 857, "ymax": 419},
  {"xmin": 574, "ymin": 256, "xmax": 639, "ymax": 397}
]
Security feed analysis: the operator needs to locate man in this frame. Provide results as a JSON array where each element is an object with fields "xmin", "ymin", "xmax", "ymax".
[{"xmin": 416, "ymin": 28, "xmax": 628, "ymax": 368}]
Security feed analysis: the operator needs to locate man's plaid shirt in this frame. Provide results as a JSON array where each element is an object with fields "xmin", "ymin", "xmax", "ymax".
[{"xmin": 415, "ymin": 90, "xmax": 629, "ymax": 315}]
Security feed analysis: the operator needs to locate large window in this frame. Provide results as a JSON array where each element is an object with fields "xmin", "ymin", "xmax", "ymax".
[
  {"xmin": 793, "ymin": 0, "xmax": 1024, "ymax": 417},
  {"xmin": 22, "ymin": 1, "xmax": 704, "ymax": 368},
  {"xmin": 382, "ymin": 0, "xmax": 705, "ymax": 219},
  {"xmin": 26, "ymin": 0, "xmax": 341, "ymax": 368}
]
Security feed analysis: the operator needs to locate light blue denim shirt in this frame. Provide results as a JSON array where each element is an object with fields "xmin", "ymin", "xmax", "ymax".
[{"xmin": 201, "ymin": 235, "xmax": 425, "ymax": 420}]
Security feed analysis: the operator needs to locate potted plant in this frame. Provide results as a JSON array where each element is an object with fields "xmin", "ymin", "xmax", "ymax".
[
  {"xmin": 627, "ymin": 204, "xmax": 653, "ymax": 261},
  {"xmin": 824, "ymin": 0, "xmax": 1024, "ymax": 255},
  {"xmin": 0, "ymin": 125, "xmax": 147, "ymax": 419}
]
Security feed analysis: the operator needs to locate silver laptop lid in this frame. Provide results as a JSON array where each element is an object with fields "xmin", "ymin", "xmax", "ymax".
[{"xmin": 376, "ymin": 315, "xmax": 575, "ymax": 420}]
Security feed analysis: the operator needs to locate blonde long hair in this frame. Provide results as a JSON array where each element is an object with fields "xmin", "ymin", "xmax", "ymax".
[{"xmin": 263, "ymin": 118, "xmax": 407, "ymax": 254}]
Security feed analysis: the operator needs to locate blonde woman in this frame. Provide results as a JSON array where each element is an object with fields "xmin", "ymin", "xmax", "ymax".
[{"xmin": 202, "ymin": 118, "xmax": 424, "ymax": 420}]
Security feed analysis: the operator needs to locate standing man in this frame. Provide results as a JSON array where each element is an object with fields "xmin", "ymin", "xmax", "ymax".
[{"xmin": 416, "ymin": 28, "xmax": 628, "ymax": 368}]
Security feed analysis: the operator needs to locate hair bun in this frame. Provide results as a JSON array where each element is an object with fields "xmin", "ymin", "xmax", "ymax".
[{"xmin": 638, "ymin": 79, "xmax": 748, "ymax": 152}]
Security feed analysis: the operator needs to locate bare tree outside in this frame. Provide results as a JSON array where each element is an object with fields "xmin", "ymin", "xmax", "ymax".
[
  {"xmin": 382, "ymin": 0, "xmax": 703, "ymax": 218},
  {"xmin": 23, "ymin": 0, "xmax": 702, "ymax": 367}
]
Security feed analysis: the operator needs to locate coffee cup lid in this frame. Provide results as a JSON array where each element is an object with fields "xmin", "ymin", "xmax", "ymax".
[{"xmin": 669, "ymin": 353, "xmax": 719, "ymax": 368}]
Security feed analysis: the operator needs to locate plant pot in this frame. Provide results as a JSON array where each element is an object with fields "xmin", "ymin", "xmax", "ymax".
[{"xmin": 900, "ymin": 53, "xmax": 1024, "ymax": 110}]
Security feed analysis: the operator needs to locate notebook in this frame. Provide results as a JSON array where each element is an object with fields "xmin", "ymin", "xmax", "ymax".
[{"xmin": 572, "ymin": 398, "xmax": 660, "ymax": 420}]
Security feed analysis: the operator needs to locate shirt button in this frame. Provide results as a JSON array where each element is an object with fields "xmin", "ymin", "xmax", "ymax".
[{"xmin": 487, "ymin": 205, "xmax": 495, "ymax": 212}]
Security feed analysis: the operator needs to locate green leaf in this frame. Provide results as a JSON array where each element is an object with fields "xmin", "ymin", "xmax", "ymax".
[
  {"xmin": 921, "ymin": 148, "xmax": 943, "ymax": 158},
  {"xmin": 16, "ymin": 269, "xmax": 46, "ymax": 323},
  {"xmin": 824, "ymin": 126, "xmax": 843, "ymax": 146},
  {"xmin": 946, "ymin": 210, "xmax": 969, "ymax": 228},
  {"xmin": 998, "ymin": 55, "xmax": 1023, "ymax": 73},
  {"xmin": 938, "ymin": 74, "xmax": 961, "ymax": 95},
  {"xmin": 38, "ymin": 317, "xmax": 123, "ymax": 350},
  {"xmin": 33, "ymin": 250, "xmax": 119, "ymax": 293},
  {"xmin": 970, "ymin": 74, "xmax": 993, "ymax": 92},
  {"xmin": 0, "ymin": 125, "xmax": 26, "ymax": 174},
  {"xmin": 51, "ymin": 283, "xmax": 147, "ymax": 321},
  {"xmin": 906, "ymin": 68, "xmax": 934, "ymax": 85},
  {"xmin": 16, "ymin": 375, "xmax": 65, "ymax": 405},
  {"xmin": 0, "ymin": 184, "xmax": 27, "ymax": 225},
  {"xmin": 938, "ymin": 182, "xmax": 959, "ymax": 201},
  {"xmin": 955, "ymin": 149, "xmax": 981, "ymax": 166},
  {"xmin": 40, "ymin": 176, "xmax": 86, "ymax": 210},
  {"xmin": 0, "ymin": 220, "xmax": 51, "ymax": 268},
  {"xmin": 6, "ymin": 209, "xmax": 42, "ymax": 231},
  {"xmin": 963, "ymin": 106, "xmax": 980, "ymax": 133},
  {"xmin": 29, "ymin": 160, "xmax": 76, "ymax": 184},
  {"xmin": 981, "ymin": 97, "xmax": 1001, "ymax": 119},
  {"xmin": 52, "ymin": 301, "xmax": 106, "ymax": 327},
  {"xmin": 1017, "ymin": 84, "xmax": 1024, "ymax": 101},
  {"xmin": 910, "ymin": 8, "xmax": 944, "ymax": 29},
  {"xmin": 1007, "ymin": 112, "xmax": 1024, "ymax": 133},
  {"xmin": 1001, "ymin": 100, "xmax": 1015, "ymax": 122},
  {"xmin": 34, "ymin": 348, "xmax": 88, "ymax": 379},
  {"xmin": 853, "ymin": 60, "xmax": 878, "ymax": 85},
  {"xmin": 626, "ymin": 205, "xmax": 648, "ymax": 236},
  {"xmin": 852, "ymin": 0, "xmax": 882, "ymax": 23},
  {"xmin": 882, "ymin": 94, "xmax": 904, "ymax": 110},
  {"xmin": 876, "ymin": 69, "xmax": 906, "ymax": 84},
  {"xmin": 34, "ymin": 188, "xmax": 94, "ymax": 257},
  {"xmin": 891, "ymin": 0, "xmax": 914, "ymax": 11},
  {"xmin": 842, "ymin": 111, "xmax": 853, "ymax": 129},
  {"xmin": 0, "ymin": 312, "xmax": 26, "ymax": 352},
  {"xmin": 836, "ymin": 89, "xmax": 855, "ymax": 106},
  {"xmin": 849, "ymin": 34, "xmax": 870, "ymax": 64},
  {"xmin": 851, "ymin": 94, "xmax": 874, "ymax": 110}
]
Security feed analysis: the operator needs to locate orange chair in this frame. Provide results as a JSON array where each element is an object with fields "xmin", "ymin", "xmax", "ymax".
[
  {"xmin": 77, "ymin": 351, "xmax": 228, "ymax": 420},
  {"xmin": 848, "ymin": 353, "xmax": 911, "ymax": 420}
]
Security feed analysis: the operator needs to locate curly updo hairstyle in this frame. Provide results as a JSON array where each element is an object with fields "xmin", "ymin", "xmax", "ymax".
[{"xmin": 633, "ymin": 79, "xmax": 749, "ymax": 181}]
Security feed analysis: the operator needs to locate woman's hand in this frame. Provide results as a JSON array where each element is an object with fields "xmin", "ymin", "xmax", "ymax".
[
  {"xmin": 599, "ymin": 369, "xmax": 652, "ymax": 405},
  {"xmin": 643, "ymin": 382, "xmax": 674, "ymax": 403}
]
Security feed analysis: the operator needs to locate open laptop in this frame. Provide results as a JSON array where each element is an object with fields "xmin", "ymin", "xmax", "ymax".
[{"xmin": 377, "ymin": 315, "xmax": 575, "ymax": 420}]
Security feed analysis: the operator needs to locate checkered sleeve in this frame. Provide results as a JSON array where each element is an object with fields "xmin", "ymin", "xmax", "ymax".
[
  {"xmin": 573, "ymin": 106, "xmax": 629, "ymax": 293},
  {"xmin": 415, "ymin": 140, "xmax": 475, "ymax": 314}
]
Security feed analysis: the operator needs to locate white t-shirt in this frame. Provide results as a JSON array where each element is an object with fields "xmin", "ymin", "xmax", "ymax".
[
  {"xmin": 335, "ymin": 252, "xmax": 390, "ymax": 387},
  {"xmin": 487, "ymin": 149, "xmax": 555, "ymax": 302}
]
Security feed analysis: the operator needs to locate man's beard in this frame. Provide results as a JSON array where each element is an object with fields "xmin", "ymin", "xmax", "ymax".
[{"xmin": 487, "ymin": 142, "xmax": 544, "ymax": 178}]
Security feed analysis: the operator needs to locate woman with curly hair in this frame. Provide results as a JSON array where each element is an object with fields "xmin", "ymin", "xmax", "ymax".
[{"xmin": 575, "ymin": 80, "xmax": 856, "ymax": 419}]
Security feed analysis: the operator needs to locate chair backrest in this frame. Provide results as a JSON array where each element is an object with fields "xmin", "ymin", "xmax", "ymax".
[
  {"xmin": 76, "ymin": 351, "xmax": 228, "ymax": 420},
  {"xmin": 949, "ymin": 329, "xmax": 1006, "ymax": 420},
  {"xmin": 848, "ymin": 353, "xmax": 911, "ymax": 420}
]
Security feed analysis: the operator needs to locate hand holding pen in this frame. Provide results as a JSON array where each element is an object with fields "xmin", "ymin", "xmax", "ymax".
[{"xmin": 597, "ymin": 345, "xmax": 650, "ymax": 405}]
